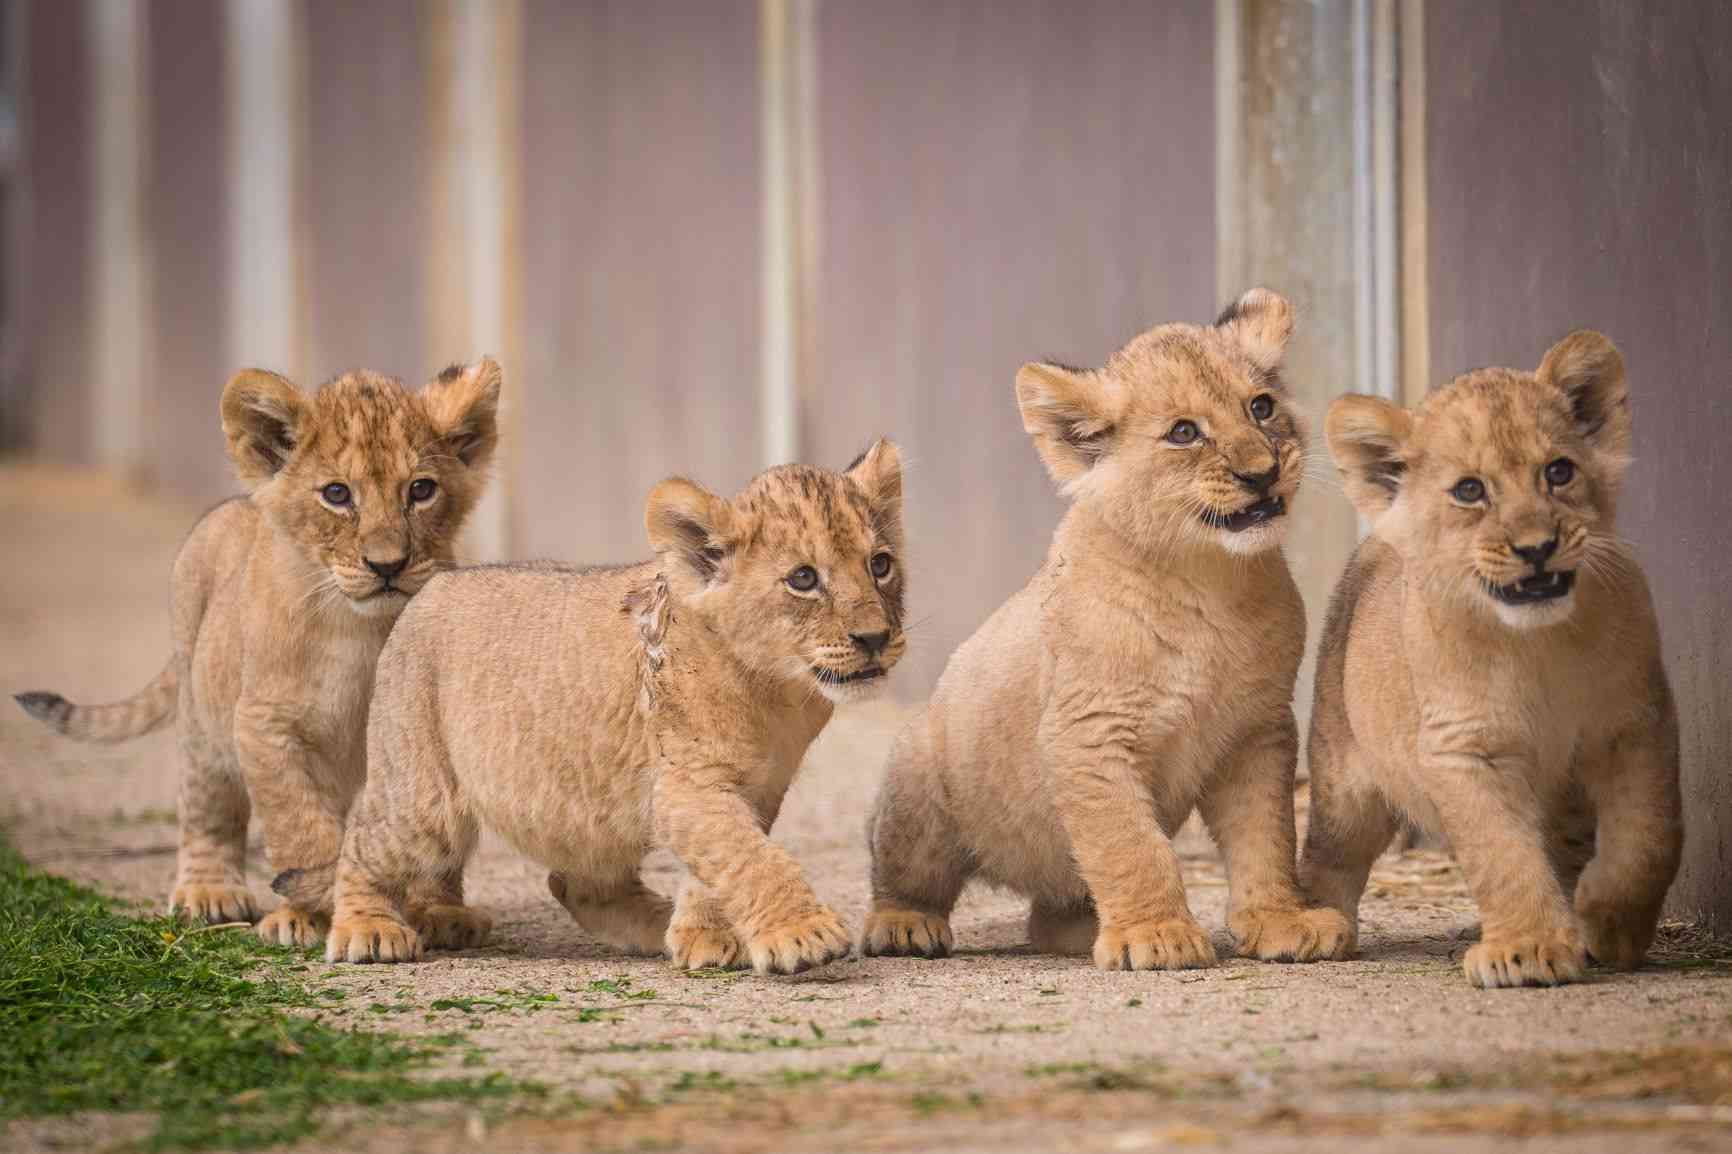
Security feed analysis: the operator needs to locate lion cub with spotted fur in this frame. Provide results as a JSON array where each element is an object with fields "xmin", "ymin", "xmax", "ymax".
[
  {"xmin": 325, "ymin": 442, "xmax": 906, "ymax": 975},
  {"xmin": 1300, "ymin": 331, "xmax": 1681, "ymax": 988},
  {"xmin": 15, "ymin": 361, "xmax": 501, "ymax": 946},
  {"xmin": 863, "ymin": 290, "xmax": 1350, "ymax": 970}
]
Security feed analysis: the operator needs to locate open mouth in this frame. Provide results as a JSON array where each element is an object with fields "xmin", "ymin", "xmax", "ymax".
[
  {"xmin": 1200, "ymin": 495, "xmax": 1286, "ymax": 533},
  {"xmin": 1488, "ymin": 570, "xmax": 1577, "ymax": 605},
  {"xmin": 813, "ymin": 665, "xmax": 886, "ymax": 686}
]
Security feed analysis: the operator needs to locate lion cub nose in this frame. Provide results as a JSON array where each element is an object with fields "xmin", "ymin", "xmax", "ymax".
[
  {"xmin": 1231, "ymin": 461, "xmax": 1279, "ymax": 493},
  {"xmin": 850, "ymin": 630, "xmax": 891, "ymax": 658},
  {"xmin": 1510, "ymin": 537, "xmax": 1558, "ymax": 570},
  {"xmin": 365, "ymin": 556, "xmax": 408, "ymax": 581}
]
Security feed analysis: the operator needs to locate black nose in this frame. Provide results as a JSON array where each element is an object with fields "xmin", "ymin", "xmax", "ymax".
[
  {"xmin": 850, "ymin": 630, "xmax": 891, "ymax": 658},
  {"xmin": 1232, "ymin": 462, "xmax": 1279, "ymax": 493},
  {"xmin": 1511, "ymin": 537, "xmax": 1558, "ymax": 569},
  {"xmin": 365, "ymin": 556, "xmax": 408, "ymax": 581}
]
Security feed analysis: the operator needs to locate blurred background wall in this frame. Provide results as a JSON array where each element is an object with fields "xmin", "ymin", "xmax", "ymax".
[{"xmin": 0, "ymin": 0, "xmax": 1727, "ymax": 930}]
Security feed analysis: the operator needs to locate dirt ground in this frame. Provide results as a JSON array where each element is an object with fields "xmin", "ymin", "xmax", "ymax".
[{"xmin": 3, "ymin": 463, "xmax": 1730, "ymax": 1153}]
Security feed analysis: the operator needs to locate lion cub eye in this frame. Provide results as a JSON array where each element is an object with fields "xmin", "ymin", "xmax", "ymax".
[
  {"xmin": 785, "ymin": 565, "xmax": 820, "ymax": 592},
  {"xmin": 1450, "ymin": 477, "xmax": 1486, "ymax": 504},
  {"xmin": 1166, "ymin": 420, "xmax": 1201, "ymax": 446},
  {"xmin": 408, "ymin": 478, "xmax": 438, "ymax": 504},
  {"xmin": 321, "ymin": 482, "xmax": 352, "ymax": 507},
  {"xmin": 870, "ymin": 552, "xmax": 894, "ymax": 580},
  {"xmin": 1248, "ymin": 393, "xmax": 1276, "ymax": 421},
  {"xmin": 1544, "ymin": 458, "xmax": 1575, "ymax": 488}
]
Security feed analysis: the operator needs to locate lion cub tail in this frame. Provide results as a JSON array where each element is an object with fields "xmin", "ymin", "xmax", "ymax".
[
  {"xmin": 13, "ymin": 661, "xmax": 178, "ymax": 743},
  {"xmin": 270, "ymin": 861, "xmax": 337, "ymax": 916}
]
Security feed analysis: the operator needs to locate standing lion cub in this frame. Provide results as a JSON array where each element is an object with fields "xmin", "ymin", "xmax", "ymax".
[
  {"xmin": 1300, "ymin": 331, "xmax": 1681, "ymax": 988},
  {"xmin": 863, "ymin": 290, "xmax": 1350, "ymax": 970},
  {"xmin": 324, "ymin": 442, "xmax": 906, "ymax": 975},
  {"xmin": 15, "ymin": 361, "xmax": 501, "ymax": 945}
]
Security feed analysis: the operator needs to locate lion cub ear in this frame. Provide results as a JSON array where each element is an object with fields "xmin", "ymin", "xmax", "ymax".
[
  {"xmin": 1015, "ymin": 362, "xmax": 1121, "ymax": 488},
  {"xmin": 1537, "ymin": 330, "xmax": 1630, "ymax": 473},
  {"xmin": 646, "ymin": 477, "xmax": 738, "ymax": 586},
  {"xmin": 421, "ymin": 357, "xmax": 503, "ymax": 469},
  {"xmin": 1327, "ymin": 394, "xmax": 1413, "ymax": 519},
  {"xmin": 845, "ymin": 438, "xmax": 903, "ymax": 547},
  {"xmin": 221, "ymin": 369, "xmax": 308, "ymax": 488},
  {"xmin": 1216, "ymin": 287, "xmax": 1295, "ymax": 371}
]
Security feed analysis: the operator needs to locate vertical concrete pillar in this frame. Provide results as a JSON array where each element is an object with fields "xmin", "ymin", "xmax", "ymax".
[{"xmin": 1217, "ymin": 0, "xmax": 1368, "ymax": 754}]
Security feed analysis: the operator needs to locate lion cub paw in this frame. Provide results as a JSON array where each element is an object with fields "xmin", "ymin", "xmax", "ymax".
[
  {"xmin": 169, "ymin": 882, "xmax": 258, "ymax": 925},
  {"xmin": 325, "ymin": 915, "xmax": 423, "ymax": 964},
  {"xmin": 255, "ymin": 905, "xmax": 329, "ymax": 947},
  {"xmin": 1230, "ymin": 905, "xmax": 1354, "ymax": 963},
  {"xmin": 860, "ymin": 908, "xmax": 953, "ymax": 958},
  {"xmin": 668, "ymin": 921, "xmax": 747, "ymax": 970},
  {"xmin": 1578, "ymin": 906, "xmax": 1656, "ymax": 972},
  {"xmin": 745, "ymin": 906, "xmax": 851, "ymax": 975},
  {"xmin": 410, "ymin": 904, "xmax": 492, "ymax": 951},
  {"xmin": 1462, "ymin": 932, "xmax": 1585, "ymax": 988},
  {"xmin": 1094, "ymin": 917, "xmax": 1218, "ymax": 971}
]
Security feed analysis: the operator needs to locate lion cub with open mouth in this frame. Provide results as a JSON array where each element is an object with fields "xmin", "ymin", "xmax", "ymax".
[
  {"xmin": 863, "ymin": 290, "xmax": 1350, "ymax": 970},
  {"xmin": 325, "ymin": 442, "xmax": 905, "ymax": 975},
  {"xmin": 1301, "ymin": 331, "xmax": 1681, "ymax": 988}
]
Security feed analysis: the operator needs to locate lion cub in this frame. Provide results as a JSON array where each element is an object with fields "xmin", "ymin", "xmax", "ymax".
[
  {"xmin": 1300, "ymin": 331, "xmax": 1681, "ymax": 988},
  {"xmin": 15, "ymin": 362, "xmax": 501, "ymax": 946},
  {"xmin": 324, "ymin": 442, "xmax": 906, "ymax": 975},
  {"xmin": 863, "ymin": 290, "xmax": 1350, "ymax": 970}
]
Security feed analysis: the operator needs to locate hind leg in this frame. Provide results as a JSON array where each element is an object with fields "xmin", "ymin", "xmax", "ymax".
[
  {"xmin": 408, "ymin": 864, "xmax": 492, "ymax": 951},
  {"xmin": 665, "ymin": 877, "xmax": 744, "ymax": 969},
  {"xmin": 1028, "ymin": 895, "xmax": 1098, "ymax": 956},
  {"xmin": 170, "ymin": 723, "xmax": 257, "ymax": 924},
  {"xmin": 1298, "ymin": 730, "xmax": 1400, "ymax": 956},
  {"xmin": 860, "ymin": 749, "xmax": 971, "ymax": 959},
  {"xmin": 547, "ymin": 866, "xmax": 672, "ymax": 956}
]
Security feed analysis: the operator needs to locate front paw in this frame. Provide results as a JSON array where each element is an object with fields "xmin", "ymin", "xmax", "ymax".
[
  {"xmin": 409, "ymin": 904, "xmax": 492, "ymax": 951},
  {"xmin": 256, "ymin": 905, "xmax": 329, "ymax": 947},
  {"xmin": 745, "ymin": 906, "xmax": 851, "ymax": 975},
  {"xmin": 1462, "ymin": 929, "xmax": 1585, "ymax": 988},
  {"xmin": 170, "ymin": 882, "xmax": 258, "ymax": 924},
  {"xmin": 1579, "ymin": 905, "xmax": 1656, "ymax": 971},
  {"xmin": 1230, "ymin": 905, "xmax": 1354, "ymax": 962},
  {"xmin": 325, "ymin": 915, "xmax": 423, "ymax": 964},
  {"xmin": 860, "ymin": 907, "xmax": 953, "ymax": 958},
  {"xmin": 668, "ymin": 921, "xmax": 746, "ymax": 970},
  {"xmin": 1094, "ymin": 916, "xmax": 1218, "ymax": 971}
]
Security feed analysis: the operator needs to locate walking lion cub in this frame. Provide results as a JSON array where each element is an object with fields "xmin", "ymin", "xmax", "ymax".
[
  {"xmin": 863, "ymin": 290, "xmax": 1350, "ymax": 970},
  {"xmin": 1300, "ymin": 331, "xmax": 1681, "ymax": 988},
  {"xmin": 15, "ymin": 361, "xmax": 501, "ymax": 945},
  {"xmin": 325, "ymin": 442, "xmax": 906, "ymax": 975}
]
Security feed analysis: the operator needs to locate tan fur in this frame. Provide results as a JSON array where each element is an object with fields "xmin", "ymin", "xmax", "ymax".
[
  {"xmin": 1300, "ymin": 331, "xmax": 1682, "ymax": 988},
  {"xmin": 15, "ymin": 361, "xmax": 501, "ymax": 947},
  {"xmin": 324, "ymin": 443, "xmax": 906, "ymax": 976},
  {"xmin": 863, "ymin": 290, "xmax": 1350, "ymax": 970}
]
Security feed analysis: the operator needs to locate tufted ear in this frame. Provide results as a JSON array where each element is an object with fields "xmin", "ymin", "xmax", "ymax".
[
  {"xmin": 645, "ymin": 477, "xmax": 738, "ymax": 586},
  {"xmin": 845, "ymin": 438, "xmax": 903, "ymax": 548},
  {"xmin": 1327, "ymin": 394, "xmax": 1413, "ymax": 519},
  {"xmin": 1537, "ymin": 330, "xmax": 1630, "ymax": 476},
  {"xmin": 1014, "ymin": 362, "xmax": 1122, "ymax": 488},
  {"xmin": 1215, "ymin": 286, "xmax": 1295, "ymax": 372},
  {"xmin": 421, "ymin": 357, "xmax": 502, "ymax": 469},
  {"xmin": 221, "ymin": 369, "xmax": 308, "ymax": 488}
]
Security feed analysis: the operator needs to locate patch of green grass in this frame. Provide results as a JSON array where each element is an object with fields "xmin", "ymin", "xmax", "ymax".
[
  {"xmin": 0, "ymin": 840, "xmax": 540, "ymax": 1150},
  {"xmin": 585, "ymin": 977, "xmax": 657, "ymax": 1000},
  {"xmin": 668, "ymin": 1070, "xmax": 736, "ymax": 1093},
  {"xmin": 429, "ymin": 988, "xmax": 559, "ymax": 1014}
]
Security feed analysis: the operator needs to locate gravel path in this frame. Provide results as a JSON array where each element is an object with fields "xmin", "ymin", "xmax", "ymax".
[{"xmin": 3, "ymin": 463, "xmax": 1728, "ymax": 1153}]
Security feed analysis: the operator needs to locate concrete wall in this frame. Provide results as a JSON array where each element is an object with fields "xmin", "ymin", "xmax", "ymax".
[
  {"xmin": 1424, "ymin": 0, "xmax": 1732, "ymax": 929},
  {"xmin": 809, "ymin": 0, "xmax": 1217, "ymax": 690}
]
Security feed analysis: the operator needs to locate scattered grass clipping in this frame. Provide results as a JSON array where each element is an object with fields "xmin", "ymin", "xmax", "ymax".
[{"xmin": 0, "ymin": 841, "xmax": 540, "ymax": 1150}]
